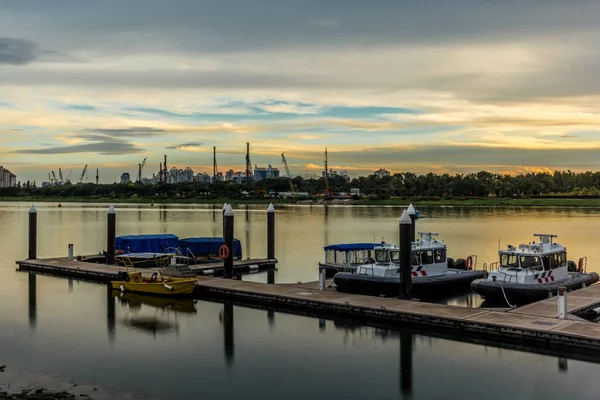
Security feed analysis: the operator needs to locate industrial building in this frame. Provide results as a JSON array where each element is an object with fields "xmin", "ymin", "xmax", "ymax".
[
  {"xmin": 374, "ymin": 168, "xmax": 391, "ymax": 178},
  {"xmin": 0, "ymin": 166, "xmax": 17, "ymax": 187},
  {"xmin": 253, "ymin": 165, "xmax": 280, "ymax": 181},
  {"xmin": 120, "ymin": 173, "xmax": 131, "ymax": 184}
]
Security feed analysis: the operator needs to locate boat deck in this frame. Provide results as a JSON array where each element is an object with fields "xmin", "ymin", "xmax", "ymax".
[{"xmin": 15, "ymin": 256, "xmax": 600, "ymax": 352}]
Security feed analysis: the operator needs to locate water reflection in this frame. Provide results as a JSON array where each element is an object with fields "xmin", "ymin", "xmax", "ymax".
[
  {"xmin": 122, "ymin": 316, "xmax": 178, "ymax": 338},
  {"xmin": 114, "ymin": 291, "xmax": 197, "ymax": 314},
  {"xmin": 68, "ymin": 277, "xmax": 73, "ymax": 292},
  {"xmin": 245, "ymin": 205, "xmax": 251, "ymax": 259},
  {"xmin": 267, "ymin": 310, "xmax": 275, "ymax": 330},
  {"xmin": 221, "ymin": 303, "xmax": 234, "ymax": 367},
  {"xmin": 400, "ymin": 331, "xmax": 413, "ymax": 398},
  {"xmin": 107, "ymin": 284, "xmax": 116, "ymax": 343},
  {"xmin": 28, "ymin": 272, "xmax": 36, "ymax": 330}
]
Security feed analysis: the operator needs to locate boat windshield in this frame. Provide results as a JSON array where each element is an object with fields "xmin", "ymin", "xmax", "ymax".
[
  {"xmin": 501, "ymin": 254, "xmax": 519, "ymax": 268},
  {"xmin": 375, "ymin": 250, "xmax": 390, "ymax": 263},
  {"xmin": 519, "ymin": 256, "xmax": 543, "ymax": 269},
  {"xmin": 389, "ymin": 251, "xmax": 400, "ymax": 263}
]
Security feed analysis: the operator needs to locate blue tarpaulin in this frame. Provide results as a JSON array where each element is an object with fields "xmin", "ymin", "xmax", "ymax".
[
  {"xmin": 116, "ymin": 234, "xmax": 179, "ymax": 254},
  {"xmin": 179, "ymin": 237, "xmax": 242, "ymax": 258},
  {"xmin": 323, "ymin": 243, "xmax": 378, "ymax": 252}
]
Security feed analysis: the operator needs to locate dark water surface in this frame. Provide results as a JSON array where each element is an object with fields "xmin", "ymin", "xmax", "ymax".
[{"xmin": 2, "ymin": 202, "xmax": 600, "ymax": 399}]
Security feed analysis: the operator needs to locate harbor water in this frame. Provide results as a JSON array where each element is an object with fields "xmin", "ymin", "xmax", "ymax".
[{"xmin": 2, "ymin": 202, "xmax": 600, "ymax": 399}]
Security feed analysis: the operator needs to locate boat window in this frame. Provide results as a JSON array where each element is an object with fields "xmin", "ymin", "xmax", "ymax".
[
  {"xmin": 375, "ymin": 250, "xmax": 390, "ymax": 263},
  {"xmin": 411, "ymin": 251, "xmax": 421, "ymax": 266},
  {"xmin": 501, "ymin": 254, "xmax": 519, "ymax": 268},
  {"xmin": 390, "ymin": 251, "xmax": 400, "ymax": 263},
  {"xmin": 421, "ymin": 250, "xmax": 434, "ymax": 265},
  {"xmin": 548, "ymin": 253, "xmax": 567, "ymax": 269},
  {"xmin": 558, "ymin": 252, "xmax": 567, "ymax": 268},
  {"xmin": 434, "ymin": 249, "xmax": 446, "ymax": 263},
  {"xmin": 519, "ymin": 256, "xmax": 543, "ymax": 269}
]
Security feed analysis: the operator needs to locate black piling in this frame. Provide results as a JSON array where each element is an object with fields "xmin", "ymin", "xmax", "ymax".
[
  {"xmin": 407, "ymin": 204, "xmax": 416, "ymax": 242},
  {"xmin": 106, "ymin": 205, "xmax": 116, "ymax": 265},
  {"xmin": 222, "ymin": 202, "xmax": 228, "ymax": 238},
  {"xmin": 399, "ymin": 209, "xmax": 413, "ymax": 299},
  {"xmin": 28, "ymin": 204, "xmax": 37, "ymax": 260},
  {"xmin": 267, "ymin": 203, "xmax": 275, "ymax": 260},
  {"xmin": 223, "ymin": 204, "xmax": 234, "ymax": 279}
]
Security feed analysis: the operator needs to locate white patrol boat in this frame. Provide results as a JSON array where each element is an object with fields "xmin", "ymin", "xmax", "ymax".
[
  {"xmin": 333, "ymin": 233, "xmax": 487, "ymax": 298},
  {"xmin": 471, "ymin": 233, "xmax": 599, "ymax": 306}
]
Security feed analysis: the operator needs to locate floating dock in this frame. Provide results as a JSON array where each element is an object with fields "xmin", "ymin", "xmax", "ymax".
[
  {"xmin": 17, "ymin": 257, "xmax": 276, "ymax": 281},
  {"xmin": 14, "ymin": 256, "xmax": 600, "ymax": 354}
]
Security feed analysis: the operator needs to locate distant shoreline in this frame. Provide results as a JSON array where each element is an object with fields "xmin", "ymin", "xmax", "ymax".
[{"xmin": 2, "ymin": 196, "xmax": 600, "ymax": 207}]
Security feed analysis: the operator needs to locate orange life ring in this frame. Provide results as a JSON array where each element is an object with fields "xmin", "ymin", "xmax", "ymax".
[
  {"xmin": 466, "ymin": 256, "xmax": 473, "ymax": 270},
  {"xmin": 578, "ymin": 258, "xmax": 584, "ymax": 273},
  {"xmin": 218, "ymin": 245, "xmax": 230, "ymax": 260}
]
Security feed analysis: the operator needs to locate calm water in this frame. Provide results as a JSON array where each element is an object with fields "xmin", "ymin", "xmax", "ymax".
[{"xmin": 2, "ymin": 202, "xmax": 600, "ymax": 399}]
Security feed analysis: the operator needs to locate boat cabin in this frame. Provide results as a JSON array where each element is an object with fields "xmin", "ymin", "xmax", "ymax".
[
  {"xmin": 488, "ymin": 234, "xmax": 569, "ymax": 284},
  {"xmin": 356, "ymin": 233, "xmax": 449, "ymax": 277}
]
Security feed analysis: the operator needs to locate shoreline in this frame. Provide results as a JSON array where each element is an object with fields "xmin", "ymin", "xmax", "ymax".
[{"xmin": 1, "ymin": 196, "xmax": 600, "ymax": 207}]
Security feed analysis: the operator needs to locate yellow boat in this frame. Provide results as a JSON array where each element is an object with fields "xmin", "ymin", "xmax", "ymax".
[{"xmin": 111, "ymin": 258, "xmax": 197, "ymax": 296}]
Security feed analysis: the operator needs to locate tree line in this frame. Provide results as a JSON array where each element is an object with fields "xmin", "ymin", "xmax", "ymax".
[{"xmin": 2, "ymin": 170, "xmax": 600, "ymax": 199}]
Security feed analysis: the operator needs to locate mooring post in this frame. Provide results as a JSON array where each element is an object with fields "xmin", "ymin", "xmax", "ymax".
[
  {"xmin": 407, "ymin": 203, "xmax": 416, "ymax": 242},
  {"xmin": 267, "ymin": 203, "xmax": 275, "ymax": 260},
  {"xmin": 558, "ymin": 286, "xmax": 567, "ymax": 319},
  {"xmin": 222, "ymin": 202, "xmax": 228, "ymax": 238},
  {"xmin": 224, "ymin": 204, "xmax": 235, "ymax": 278},
  {"xmin": 28, "ymin": 204, "xmax": 37, "ymax": 260},
  {"xmin": 319, "ymin": 265, "xmax": 327, "ymax": 290},
  {"xmin": 399, "ymin": 209, "xmax": 413, "ymax": 299},
  {"xmin": 107, "ymin": 204, "xmax": 116, "ymax": 265},
  {"xmin": 68, "ymin": 244, "xmax": 74, "ymax": 261}
]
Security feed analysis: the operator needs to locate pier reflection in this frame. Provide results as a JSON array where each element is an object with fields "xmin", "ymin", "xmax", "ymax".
[
  {"xmin": 107, "ymin": 284, "xmax": 116, "ymax": 343},
  {"xmin": 68, "ymin": 277, "xmax": 73, "ymax": 292},
  {"xmin": 221, "ymin": 303, "xmax": 234, "ymax": 367},
  {"xmin": 400, "ymin": 331, "xmax": 413, "ymax": 398},
  {"xmin": 28, "ymin": 272, "xmax": 36, "ymax": 330},
  {"xmin": 245, "ymin": 205, "xmax": 251, "ymax": 259}
]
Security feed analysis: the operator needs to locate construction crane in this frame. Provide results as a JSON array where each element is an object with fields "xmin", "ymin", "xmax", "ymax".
[
  {"xmin": 66, "ymin": 169, "xmax": 73, "ymax": 183},
  {"xmin": 245, "ymin": 142, "xmax": 252, "ymax": 184},
  {"xmin": 79, "ymin": 165, "xmax": 88, "ymax": 183},
  {"xmin": 138, "ymin": 157, "xmax": 147, "ymax": 182},
  {"xmin": 213, "ymin": 146, "xmax": 218, "ymax": 182},
  {"xmin": 48, "ymin": 172, "xmax": 52, "ymax": 185},
  {"xmin": 281, "ymin": 152, "xmax": 296, "ymax": 193},
  {"xmin": 51, "ymin": 171, "xmax": 57, "ymax": 185},
  {"xmin": 58, "ymin": 167, "xmax": 63, "ymax": 182},
  {"xmin": 324, "ymin": 148, "xmax": 332, "ymax": 197},
  {"xmin": 96, "ymin": 169, "xmax": 99, "ymax": 185}
]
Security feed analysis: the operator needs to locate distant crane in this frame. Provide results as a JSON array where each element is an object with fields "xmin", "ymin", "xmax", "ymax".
[
  {"xmin": 138, "ymin": 157, "xmax": 147, "ymax": 182},
  {"xmin": 96, "ymin": 169, "xmax": 99, "ymax": 185},
  {"xmin": 51, "ymin": 171, "xmax": 57, "ymax": 185},
  {"xmin": 58, "ymin": 168, "xmax": 64, "ymax": 182},
  {"xmin": 213, "ymin": 146, "xmax": 218, "ymax": 182},
  {"xmin": 79, "ymin": 165, "xmax": 88, "ymax": 183},
  {"xmin": 48, "ymin": 172, "xmax": 52, "ymax": 184},
  {"xmin": 324, "ymin": 148, "xmax": 332, "ymax": 197},
  {"xmin": 66, "ymin": 169, "xmax": 73, "ymax": 183},
  {"xmin": 281, "ymin": 152, "xmax": 296, "ymax": 193},
  {"xmin": 245, "ymin": 142, "xmax": 252, "ymax": 184}
]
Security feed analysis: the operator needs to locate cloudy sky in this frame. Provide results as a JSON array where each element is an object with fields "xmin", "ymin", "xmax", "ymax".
[{"xmin": 2, "ymin": 0, "xmax": 600, "ymax": 183}]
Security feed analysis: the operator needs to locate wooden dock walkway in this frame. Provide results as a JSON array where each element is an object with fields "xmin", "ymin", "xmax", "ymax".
[
  {"xmin": 17, "ymin": 257, "xmax": 276, "ymax": 280},
  {"xmin": 14, "ymin": 256, "xmax": 600, "ymax": 353}
]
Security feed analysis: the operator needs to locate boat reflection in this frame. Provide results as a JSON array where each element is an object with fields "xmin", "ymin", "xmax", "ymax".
[
  {"xmin": 122, "ymin": 316, "xmax": 178, "ymax": 338},
  {"xmin": 112, "ymin": 291, "xmax": 198, "ymax": 314},
  {"xmin": 107, "ymin": 284, "xmax": 116, "ymax": 343}
]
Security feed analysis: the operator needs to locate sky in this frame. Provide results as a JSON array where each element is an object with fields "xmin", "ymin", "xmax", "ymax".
[{"xmin": 2, "ymin": 0, "xmax": 600, "ymax": 183}]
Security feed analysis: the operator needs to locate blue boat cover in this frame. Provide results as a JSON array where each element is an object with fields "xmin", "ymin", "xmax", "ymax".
[
  {"xmin": 115, "ymin": 234, "xmax": 180, "ymax": 254},
  {"xmin": 323, "ymin": 243, "xmax": 378, "ymax": 252},
  {"xmin": 179, "ymin": 237, "xmax": 242, "ymax": 258}
]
